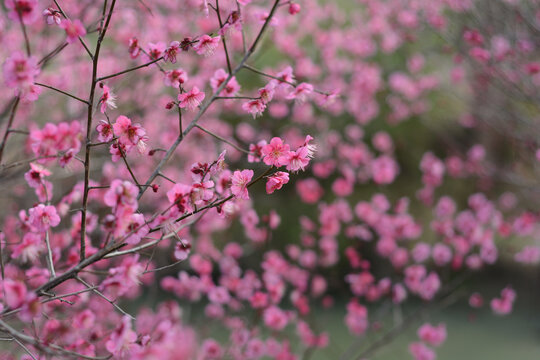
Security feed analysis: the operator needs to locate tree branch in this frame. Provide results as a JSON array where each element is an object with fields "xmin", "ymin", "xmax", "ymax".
[
  {"xmin": 136, "ymin": 0, "xmax": 282, "ymax": 201},
  {"xmin": 34, "ymin": 82, "xmax": 89, "ymax": 105},
  {"xmin": 96, "ymin": 57, "xmax": 164, "ymax": 82},
  {"xmin": 80, "ymin": 0, "xmax": 117, "ymax": 261}
]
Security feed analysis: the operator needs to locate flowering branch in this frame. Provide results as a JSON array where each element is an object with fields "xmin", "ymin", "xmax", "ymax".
[
  {"xmin": 170, "ymin": 165, "xmax": 274, "ymax": 225},
  {"xmin": 80, "ymin": 0, "xmax": 118, "ymax": 261},
  {"xmin": 137, "ymin": 0, "xmax": 282, "ymax": 201},
  {"xmin": 52, "ymin": 0, "xmax": 94, "ymax": 60},
  {"xmin": 104, "ymin": 114, "xmax": 142, "ymax": 187}
]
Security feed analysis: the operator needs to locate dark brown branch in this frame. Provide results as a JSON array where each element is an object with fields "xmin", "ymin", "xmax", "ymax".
[
  {"xmin": 34, "ymin": 82, "xmax": 89, "ymax": 104},
  {"xmin": 195, "ymin": 124, "xmax": 250, "ymax": 154},
  {"xmin": 80, "ymin": 0, "xmax": 117, "ymax": 261},
  {"xmin": 17, "ymin": 11, "xmax": 31, "ymax": 56},
  {"xmin": 216, "ymin": 0, "xmax": 233, "ymax": 74},
  {"xmin": 96, "ymin": 57, "xmax": 164, "ymax": 82},
  {"xmin": 0, "ymin": 97, "xmax": 20, "ymax": 165}
]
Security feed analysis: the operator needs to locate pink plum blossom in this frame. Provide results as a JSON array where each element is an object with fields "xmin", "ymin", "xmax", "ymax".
[
  {"xmin": 3, "ymin": 51, "xmax": 39, "ymax": 90},
  {"xmin": 210, "ymin": 68, "xmax": 240, "ymax": 96},
  {"xmin": 242, "ymin": 99, "xmax": 267, "ymax": 118},
  {"xmin": 104, "ymin": 179, "xmax": 138, "ymax": 210},
  {"xmin": 417, "ymin": 323, "xmax": 447, "ymax": 347},
  {"xmin": 266, "ymin": 171, "xmax": 290, "ymax": 194},
  {"xmin": 164, "ymin": 69, "xmax": 188, "ymax": 88},
  {"xmin": 231, "ymin": 169, "xmax": 254, "ymax": 200},
  {"xmin": 59, "ymin": 19, "xmax": 86, "ymax": 44},
  {"xmin": 43, "ymin": 7, "xmax": 61, "ymax": 25},
  {"xmin": 193, "ymin": 35, "xmax": 221, "ymax": 57},
  {"xmin": 263, "ymin": 306, "xmax": 289, "ymax": 331},
  {"xmin": 371, "ymin": 155, "xmax": 399, "ymax": 184},
  {"xmin": 164, "ymin": 41, "xmax": 180, "ymax": 63},
  {"xmin": 28, "ymin": 204, "xmax": 60, "ymax": 231},
  {"xmin": 178, "ymin": 86, "xmax": 205, "ymax": 110},
  {"xmin": 262, "ymin": 137, "xmax": 291, "ymax": 167},
  {"xmin": 409, "ymin": 342, "xmax": 436, "ymax": 360},
  {"xmin": 5, "ymin": 0, "xmax": 38, "ymax": 24}
]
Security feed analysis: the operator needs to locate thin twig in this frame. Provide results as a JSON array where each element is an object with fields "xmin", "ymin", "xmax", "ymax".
[
  {"xmin": 34, "ymin": 82, "xmax": 89, "ymax": 104},
  {"xmin": 76, "ymin": 277, "xmax": 135, "ymax": 320},
  {"xmin": 216, "ymin": 0, "xmax": 233, "ymax": 74},
  {"xmin": 0, "ymin": 97, "xmax": 20, "ymax": 165},
  {"xmin": 143, "ymin": 259, "xmax": 186, "ymax": 274},
  {"xmin": 104, "ymin": 238, "xmax": 161, "ymax": 259},
  {"xmin": 344, "ymin": 273, "xmax": 471, "ymax": 360},
  {"xmin": 38, "ymin": 42, "xmax": 69, "ymax": 67},
  {"xmin": 0, "ymin": 232, "xmax": 4, "ymax": 280},
  {"xmin": 44, "ymin": 231, "xmax": 56, "ymax": 279},
  {"xmin": 105, "ymin": 216, "xmax": 201, "ymax": 259},
  {"xmin": 157, "ymin": 172, "xmax": 176, "ymax": 184},
  {"xmin": 215, "ymin": 96, "xmax": 260, "ymax": 100},
  {"xmin": 7, "ymin": 129, "xmax": 29, "ymax": 135},
  {"xmin": 243, "ymin": 64, "xmax": 331, "ymax": 95},
  {"xmin": 178, "ymin": 101, "xmax": 183, "ymax": 139},
  {"xmin": 0, "ymin": 155, "xmax": 59, "ymax": 172},
  {"xmin": 236, "ymin": 1, "xmax": 247, "ymax": 54},
  {"xmin": 42, "ymin": 286, "xmax": 98, "ymax": 303},
  {"xmin": 195, "ymin": 124, "xmax": 250, "ymax": 153},
  {"xmin": 96, "ymin": 57, "xmax": 164, "ymax": 82},
  {"xmin": 13, "ymin": 337, "xmax": 37, "ymax": 360},
  {"xmin": 17, "ymin": 11, "xmax": 31, "ymax": 56}
]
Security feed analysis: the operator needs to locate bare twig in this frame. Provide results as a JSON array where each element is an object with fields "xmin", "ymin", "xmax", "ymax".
[
  {"xmin": 13, "ymin": 337, "xmax": 37, "ymax": 360},
  {"xmin": 143, "ymin": 259, "xmax": 186, "ymax": 274},
  {"xmin": 343, "ymin": 273, "xmax": 471, "ymax": 360},
  {"xmin": 216, "ymin": 0, "xmax": 233, "ymax": 74},
  {"xmin": 96, "ymin": 57, "xmax": 164, "ymax": 82},
  {"xmin": 0, "ymin": 318, "xmax": 109, "ymax": 360},
  {"xmin": 76, "ymin": 276, "xmax": 135, "ymax": 319},
  {"xmin": 17, "ymin": 10, "xmax": 31, "ymax": 56},
  {"xmin": 195, "ymin": 124, "xmax": 250, "ymax": 154},
  {"xmin": 42, "ymin": 286, "xmax": 98, "ymax": 303},
  {"xmin": 0, "ymin": 97, "xmax": 20, "ymax": 165},
  {"xmin": 44, "ymin": 231, "xmax": 56, "ymax": 279},
  {"xmin": 34, "ymin": 82, "xmax": 89, "ymax": 105}
]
